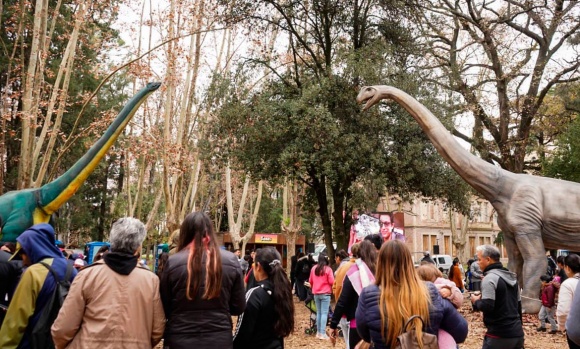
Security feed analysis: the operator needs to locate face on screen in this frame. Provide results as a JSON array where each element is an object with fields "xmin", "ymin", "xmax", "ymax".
[{"xmin": 379, "ymin": 214, "xmax": 393, "ymax": 239}]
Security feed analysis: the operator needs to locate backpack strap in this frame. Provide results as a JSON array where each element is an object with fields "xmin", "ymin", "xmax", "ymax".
[
  {"xmin": 402, "ymin": 315, "xmax": 426, "ymax": 333},
  {"xmin": 39, "ymin": 261, "xmax": 60, "ymax": 282},
  {"xmin": 63, "ymin": 262, "xmax": 74, "ymax": 282},
  {"xmin": 39, "ymin": 261, "xmax": 73, "ymax": 283}
]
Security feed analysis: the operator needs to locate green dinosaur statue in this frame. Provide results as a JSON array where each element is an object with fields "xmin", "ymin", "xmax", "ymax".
[{"xmin": 0, "ymin": 82, "xmax": 161, "ymax": 243}]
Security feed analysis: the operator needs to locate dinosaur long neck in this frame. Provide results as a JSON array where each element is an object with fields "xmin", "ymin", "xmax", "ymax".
[
  {"xmin": 381, "ymin": 86, "xmax": 502, "ymax": 201},
  {"xmin": 40, "ymin": 83, "xmax": 159, "ymax": 214}
]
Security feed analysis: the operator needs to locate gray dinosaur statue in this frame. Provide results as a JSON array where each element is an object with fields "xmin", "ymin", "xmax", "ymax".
[{"xmin": 357, "ymin": 85, "xmax": 580, "ymax": 314}]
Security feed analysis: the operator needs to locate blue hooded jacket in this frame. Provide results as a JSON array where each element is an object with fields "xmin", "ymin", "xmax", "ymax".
[{"xmin": 0, "ymin": 223, "xmax": 77, "ymax": 349}]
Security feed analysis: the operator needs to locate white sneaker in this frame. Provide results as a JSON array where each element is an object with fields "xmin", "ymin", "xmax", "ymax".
[
  {"xmin": 315, "ymin": 333, "xmax": 323, "ymax": 339},
  {"xmin": 319, "ymin": 334, "xmax": 329, "ymax": 340}
]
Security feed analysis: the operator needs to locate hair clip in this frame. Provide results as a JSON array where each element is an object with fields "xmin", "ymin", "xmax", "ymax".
[{"xmin": 269, "ymin": 259, "xmax": 281, "ymax": 267}]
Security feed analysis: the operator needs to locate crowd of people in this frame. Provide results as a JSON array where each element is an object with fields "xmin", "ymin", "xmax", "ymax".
[{"xmin": 1, "ymin": 215, "xmax": 580, "ymax": 349}]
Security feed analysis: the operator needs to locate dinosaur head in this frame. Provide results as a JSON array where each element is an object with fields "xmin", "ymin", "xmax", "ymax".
[
  {"xmin": 145, "ymin": 82, "xmax": 162, "ymax": 92},
  {"xmin": 356, "ymin": 85, "xmax": 391, "ymax": 111}
]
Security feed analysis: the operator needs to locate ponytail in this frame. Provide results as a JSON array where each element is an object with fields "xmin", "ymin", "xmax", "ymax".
[{"xmin": 255, "ymin": 248, "xmax": 295, "ymax": 337}]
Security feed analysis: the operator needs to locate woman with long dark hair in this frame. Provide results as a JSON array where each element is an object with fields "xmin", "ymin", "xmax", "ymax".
[
  {"xmin": 308, "ymin": 252, "xmax": 334, "ymax": 339},
  {"xmin": 160, "ymin": 212, "xmax": 246, "ymax": 349},
  {"xmin": 329, "ymin": 240, "xmax": 377, "ymax": 348},
  {"xmin": 233, "ymin": 247, "xmax": 295, "ymax": 349},
  {"xmin": 356, "ymin": 240, "xmax": 468, "ymax": 348}
]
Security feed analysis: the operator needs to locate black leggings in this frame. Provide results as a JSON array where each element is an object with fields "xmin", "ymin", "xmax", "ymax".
[
  {"xmin": 349, "ymin": 327, "xmax": 362, "ymax": 349},
  {"xmin": 482, "ymin": 336, "xmax": 524, "ymax": 349}
]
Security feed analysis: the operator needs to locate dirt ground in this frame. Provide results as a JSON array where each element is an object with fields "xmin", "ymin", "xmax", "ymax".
[
  {"xmin": 155, "ymin": 294, "xmax": 568, "ymax": 349},
  {"xmin": 285, "ymin": 295, "xmax": 569, "ymax": 349}
]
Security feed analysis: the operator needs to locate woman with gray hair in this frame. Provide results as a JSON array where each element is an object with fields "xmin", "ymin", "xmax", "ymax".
[{"xmin": 51, "ymin": 217, "xmax": 165, "ymax": 349}]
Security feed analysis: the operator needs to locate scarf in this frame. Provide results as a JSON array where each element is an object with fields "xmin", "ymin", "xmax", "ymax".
[{"xmin": 346, "ymin": 258, "xmax": 375, "ymax": 295}]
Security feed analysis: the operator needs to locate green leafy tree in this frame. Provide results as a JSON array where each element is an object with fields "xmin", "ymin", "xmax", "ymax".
[
  {"xmin": 211, "ymin": 0, "xmax": 471, "ymax": 259},
  {"xmin": 211, "ymin": 69, "xmax": 470, "ymax": 259},
  {"xmin": 543, "ymin": 118, "xmax": 580, "ymax": 183},
  {"xmin": 254, "ymin": 188, "xmax": 283, "ymax": 234}
]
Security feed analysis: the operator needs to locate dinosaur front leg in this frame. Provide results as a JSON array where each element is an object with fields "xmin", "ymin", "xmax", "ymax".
[
  {"xmin": 514, "ymin": 230, "xmax": 545, "ymax": 314},
  {"xmin": 503, "ymin": 230, "xmax": 523, "ymax": 283}
]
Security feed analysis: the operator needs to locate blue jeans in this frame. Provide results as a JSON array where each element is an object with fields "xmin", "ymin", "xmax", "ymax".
[{"xmin": 314, "ymin": 294, "xmax": 331, "ymax": 335}]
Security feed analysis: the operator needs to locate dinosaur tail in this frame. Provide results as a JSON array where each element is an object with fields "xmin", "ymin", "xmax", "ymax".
[{"xmin": 39, "ymin": 82, "xmax": 161, "ymax": 215}]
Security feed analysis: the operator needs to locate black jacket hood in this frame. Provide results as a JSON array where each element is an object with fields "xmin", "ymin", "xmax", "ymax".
[{"xmin": 103, "ymin": 251, "xmax": 139, "ymax": 275}]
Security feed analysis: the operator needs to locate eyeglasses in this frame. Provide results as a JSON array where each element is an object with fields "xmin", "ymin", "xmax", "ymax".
[{"xmin": 379, "ymin": 221, "xmax": 392, "ymax": 226}]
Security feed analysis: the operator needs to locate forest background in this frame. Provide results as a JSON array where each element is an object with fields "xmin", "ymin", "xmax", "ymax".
[{"xmin": 1, "ymin": 0, "xmax": 579, "ymax": 265}]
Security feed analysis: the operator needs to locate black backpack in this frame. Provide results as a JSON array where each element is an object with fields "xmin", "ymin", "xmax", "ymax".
[
  {"xmin": 31, "ymin": 261, "xmax": 74, "ymax": 349},
  {"xmin": 301, "ymin": 261, "xmax": 311, "ymax": 275}
]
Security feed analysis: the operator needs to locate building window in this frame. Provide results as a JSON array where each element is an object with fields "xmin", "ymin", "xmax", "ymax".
[
  {"xmin": 444, "ymin": 235, "xmax": 451, "ymax": 255},
  {"xmin": 421, "ymin": 201, "xmax": 429, "ymax": 220},
  {"xmin": 469, "ymin": 237, "xmax": 476, "ymax": 258}
]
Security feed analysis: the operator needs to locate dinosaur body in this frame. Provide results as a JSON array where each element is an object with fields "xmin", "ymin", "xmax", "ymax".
[
  {"xmin": 357, "ymin": 85, "xmax": 580, "ymax": 314},
  {"xmin": 0, "ymin": 82, "xmax": 161, "ymax": 243}
]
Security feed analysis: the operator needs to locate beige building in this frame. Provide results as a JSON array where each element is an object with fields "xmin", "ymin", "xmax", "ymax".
[{"xmin": 378, "ymin": 196, "xmax": 506, "ymax": 264}]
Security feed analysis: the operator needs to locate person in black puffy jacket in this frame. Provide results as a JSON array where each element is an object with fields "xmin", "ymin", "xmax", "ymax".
[
  {"xmin": 355, "ymin": 240, "xmax": 468, "ymax": 349},
  {"xmin": 233, "ymin": 247, "xmax": 294, "ymax": 349},
  {"xmin": 160, "ymin": 212, "xmax": 246, "ymax": 349}
]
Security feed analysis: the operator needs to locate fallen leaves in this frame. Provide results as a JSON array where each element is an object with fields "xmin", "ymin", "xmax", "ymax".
[{"xmin": 286, "ymin": 295, "xmax": 569, "ymax": 349}]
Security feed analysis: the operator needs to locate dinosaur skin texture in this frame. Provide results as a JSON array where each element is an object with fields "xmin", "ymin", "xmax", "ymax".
[
  {"xmin": 0, "ymin": 82, "xmax": 161, "ymax": 244},
  {"xmin": 357, "ymin": 85, "xmax": 580, "ymax": 314}
]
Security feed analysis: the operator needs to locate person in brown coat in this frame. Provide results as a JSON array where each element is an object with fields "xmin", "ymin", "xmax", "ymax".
[
  {"xmin": 448, "ymin": 257, "xmax": 465, "ymax": 292},
  {"xmin": 51, "ymin": 217, "xmax": 165, "ymax": 349}
]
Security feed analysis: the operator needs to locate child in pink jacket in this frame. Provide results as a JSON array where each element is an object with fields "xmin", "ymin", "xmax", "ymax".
[{"xmin": 308, "ymin": 252, "xmax": 335, "ymax": 340}]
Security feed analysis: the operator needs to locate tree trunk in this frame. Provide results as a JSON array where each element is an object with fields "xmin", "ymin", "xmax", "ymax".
[
  {"xmin": 449, "ymin": 209, "xmax": 468, "ymax": 264},
  {"xmin": 282, "ymin": 179, "xmax": 302, "ymax": 275},
  {"xmin": 329, "ymin": 183, "xmax": 349, "ymax": 261},
  {"xmin": 161, "ymin": 0, "xmax": 178, "ymax": 233},
  {"xmin": 312, "ymin": 173, "xmax": 333, "ymax": 257},
  {"xmin": 286, "ymin": 233, "xmax": 296, "ymax": 275},
  {"xmin": 33, "ymin": 2, "xmax": 85, "ymax": 186},
  {"xmin": 18, "ymin": 0, "xmax": 48, "ymax": 188},
  {"xmin": 225, "ymin": 164, "xmax": 250, "ymax": 249},
  {"xmin": 225, "ymin": 164, "xmax": 263, "ymax": 251},
  {"xmin": 241, "ymin": 239, "xmax": 249, "ymax": 261}
]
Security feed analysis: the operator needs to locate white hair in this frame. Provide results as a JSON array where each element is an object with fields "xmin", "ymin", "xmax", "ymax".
[
  {"xmin": 109, "ymin": 217, "xmax": 147, "ymax": 254},
  {"xmin": 475, "ymin": 244, "xmax": 500, "ymax": 262}
]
